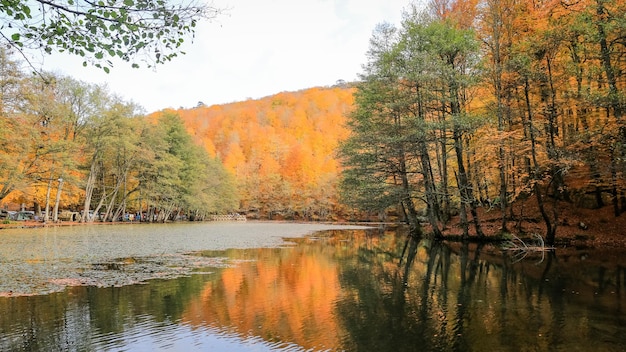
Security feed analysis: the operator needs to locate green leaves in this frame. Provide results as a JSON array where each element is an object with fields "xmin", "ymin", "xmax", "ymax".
[
  {"xmin": 0, "ymin": 0, "xmax": 224, "ymax": 72},
  {"xmin": 134, "ymin": 112, "xmax": 238, "ymax": 214}
]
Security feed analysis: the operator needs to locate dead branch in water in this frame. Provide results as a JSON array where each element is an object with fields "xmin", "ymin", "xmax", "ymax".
[{"xmin": 503, "ymin": 233, "xmax": 555, "ymax": 264}]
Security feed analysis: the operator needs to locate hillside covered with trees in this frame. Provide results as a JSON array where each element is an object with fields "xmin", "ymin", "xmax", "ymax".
[
  {"xmin": 143, "ymin": 0, "xmax": 626, "ymax": 245},
  {"xmin": 156, "ymin": 85, "xmax": 355, "ymax": 220}
]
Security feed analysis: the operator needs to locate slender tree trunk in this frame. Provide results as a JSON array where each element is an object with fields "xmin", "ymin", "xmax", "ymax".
[
  {"xmin": 104, "ymin": 185, "xmax": 120, "ymax": 222},
  {"xmin": 465, "ymin": 138, "xmax": 485, "ymax": 237},
  {"xmin": 419, "ymin": 140, "xmax": 443, "ymax": 238},
  {"xmin": 438, "ymin": 103, "xmax": 451, "ymax": 222},
  {"xmin": 52, "ymin": 178, "xmax": 64, "ymax": 222},
  {"xmin": 399, "ymin": 147, "xmax": 425, "ymax": 238},
  {"xmin": 44, "ymin": 176, "xmax": 53, "ymax": 223},
  {"xmin": 596, "ymin": 1, "xmax": 622, "ymax": 122},
  {"xmin": 524, "ymin": 77, "xmax": 557, "ymax": 244},
  {"xmin": 544, "ymin": 56, "xmax": 568, "ymax": 204},
  {"xmin": 81, "ymin": 157, "xmax": 99, "ymax": 222},
  {"xmin": 489, "ymin": 2, "xmax": 509, "ymax": 232},
  {"xmin": 414, "ymin": 84, "xmax": 443, "ymax": 237},
  {"xmin": 450, "ymin": 74, "xmax": 484, "ymax": 238},
  {"xmin": 610, "ymin": 142, "xmax": 620, "ymax": 216},
  {"xmin": 453, "ymin": 132, "xmax": 484, "ymax": 238},
  {"xmin": 454, "ymin": 169, "xmax": 469, "ymax": 238}
]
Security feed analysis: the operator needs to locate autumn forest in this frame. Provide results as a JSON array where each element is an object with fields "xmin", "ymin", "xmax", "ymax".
[
  {"xmin": 339, "ymin": 0, "xmax": 626, "ymax": 244},
  {"xmin": 1, "ymin": 0, "xmax": 626, "ymax": 245}
]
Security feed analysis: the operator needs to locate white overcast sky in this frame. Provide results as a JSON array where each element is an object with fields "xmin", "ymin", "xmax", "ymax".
[{"xmin": 41, "ymin": 0, "xmax": 422, "ymax": 113}]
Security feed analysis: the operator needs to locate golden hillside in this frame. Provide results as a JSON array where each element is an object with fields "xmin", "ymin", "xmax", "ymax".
[{"xmin": 164, "ymin": 86, "xmax": 355, "ymax": 219}]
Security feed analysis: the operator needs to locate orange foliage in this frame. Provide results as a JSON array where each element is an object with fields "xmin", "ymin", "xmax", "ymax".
[
  {"xmin": 182, "ymin": 246, "xmax": 344, "ymax": 350},
  {"xmin": 173, "ymin": 86, "xmax": 355, "ymax": 217},
  {"xmin": 430, "ymin": 0, "xmax": 479, "ymax": 28}
]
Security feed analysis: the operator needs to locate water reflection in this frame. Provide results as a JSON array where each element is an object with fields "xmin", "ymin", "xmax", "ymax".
[{"xmin": 1, "ymin": 227, "xmax": 625, "ymax": 351}]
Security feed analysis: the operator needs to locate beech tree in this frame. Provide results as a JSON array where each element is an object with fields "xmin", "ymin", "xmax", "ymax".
[
  {"xmin": 0, "ymin": 0, "xmax": 223, "ymax": 71},
  {"xmin": 434, "ymin": 20, "xmax": 484, "ymax": 238},
  {"xmin": 340, "ymin": 21, "xmax": 432, "ymax": 237},
  {"xmin": 0, "ymin": 50, "xmax": 28, "ymax": 201},
  {"xmin": 476, "ymin": 0, "xmax": 520, "ymax": 232}
]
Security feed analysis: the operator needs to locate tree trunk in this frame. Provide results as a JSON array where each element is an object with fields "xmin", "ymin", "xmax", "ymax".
[
  {"xmin": 81, "ymin": 157, "xmax": 99, "ymax": 222},
  {"xmin": 43, "ymin": 175, "xmax": 53, "ymax": 223},
  {"xmin": 454, "ymin": 169, "xmax": 470, "ymax": 239},
  {"xmin": 610, "ymin": 143, "xmax": 620, "ymax": 216},
  {"xmin": 450, "ymin": 75, "xmax": 483, "ymax": 239},
  {"xmin": 419, "ymin": 137, "xmax": 443, "ymax": 238},
  {"xmin": 596, "ymin": 1, "xmax": 622, "ymax": 122},
  {"xmin": 399, "ymin": 148, "xmax": 425, "ymax": 238},
  {"xmin": 415, "ymin": 84, "xmax": 442, "ymax": 237},
  {"xmin": 524, "ymin": 77, "xmax": 557, "ymax": 244},
  {"xmin": 437, "ymin": 102, "xmax": 451, "ymax": 222},
  {"xmin": 52, "ymin": 178, "xmax": 64, "ymax": 222},
  {"xmin": 488, "ymin": 1, "xmax": 509, "ymax": 232}
]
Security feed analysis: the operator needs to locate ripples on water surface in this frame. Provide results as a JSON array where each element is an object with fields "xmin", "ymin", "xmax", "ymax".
[{"xmin": 0, "ymin": 222, "xmax": 625, "ymax": 351}]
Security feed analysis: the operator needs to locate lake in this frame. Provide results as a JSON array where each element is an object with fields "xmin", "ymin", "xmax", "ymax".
[{"xmin": 0, "ymin": 222, "xmax": 624, "ymax": 351}]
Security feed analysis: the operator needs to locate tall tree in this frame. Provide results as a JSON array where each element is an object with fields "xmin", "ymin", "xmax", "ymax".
[
  {"xmin": 340, "ymin": 22, "xmax": 427, "ymax": 237},
  {"xmin": 476, "ymin": 0, "xmax": 520, "ymax": 232},
  {"xmin": 421, "ymin": 19, "xmax": 484, "ymax": 238},
  {"xmin": 0, "ymin": 49, "xmax": 29, "ymax": 201}
]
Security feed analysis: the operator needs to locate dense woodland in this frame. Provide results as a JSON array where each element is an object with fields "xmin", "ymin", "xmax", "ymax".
[
  {"xmin": 0, "ymin": 49, "xmax": 238, "ymax": 222},
  {"xmin": 340, "ymin": 0, "xmax": 626, "ymax": 244},
  {"xmin": 1, "ymin": 0, "xmax": 626, "ymax": 245}
]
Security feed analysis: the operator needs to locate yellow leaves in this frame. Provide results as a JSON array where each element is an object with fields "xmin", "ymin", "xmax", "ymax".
[
  {"xmin": 222, "ymin": 142, "xmax": 245, "ymax": 176},
  {"xmin": 175, "ymin": 87, "xmax": 355, "ymax": 213}
]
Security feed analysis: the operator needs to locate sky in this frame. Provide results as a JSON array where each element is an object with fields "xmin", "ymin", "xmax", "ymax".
[{"xmin": 41, "ymin": 0, "xmax": 422, "ymax": 113}]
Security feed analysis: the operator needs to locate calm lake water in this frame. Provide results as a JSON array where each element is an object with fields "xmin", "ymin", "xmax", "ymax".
[{"xmin": 0, "ymin": 222, "xmax": 625, "ymax": 351}]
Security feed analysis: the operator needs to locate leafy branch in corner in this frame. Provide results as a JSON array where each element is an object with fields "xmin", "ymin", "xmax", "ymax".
[{"xmin": 0, "ymin": 0, "xmax": 224, "ymax": 72}]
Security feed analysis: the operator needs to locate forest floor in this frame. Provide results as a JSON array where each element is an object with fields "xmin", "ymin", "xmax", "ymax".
[{"xmin": 439, "ymin": 199, "xmax": 626, "ymax": 248}]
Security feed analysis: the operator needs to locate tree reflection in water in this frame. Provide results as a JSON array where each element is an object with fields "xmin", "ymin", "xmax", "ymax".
[
  {"xmin": 0, "ymin": 226, "xmax": 625, "ymax": 351},
  {"xmin": 336, "ymin": 228, "xmax": 625, "ymax": 352}
]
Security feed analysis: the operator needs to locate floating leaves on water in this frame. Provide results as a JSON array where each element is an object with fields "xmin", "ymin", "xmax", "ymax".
[{"xmin": 0, "ymin": 253, "xmax": 230, "ymax": 296}]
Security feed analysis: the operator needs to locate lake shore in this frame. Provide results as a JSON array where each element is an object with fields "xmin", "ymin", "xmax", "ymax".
[
  {"xmin": 3, "ymin": 212, "xmax": 625, "ymax": 249},
  {"xmin": 0, "ymin": 221, "xmax": 373, "ymax": 297},
  {"xmin": 3, "ymin": 202, "xmax": 625, "ymax": 250}
]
